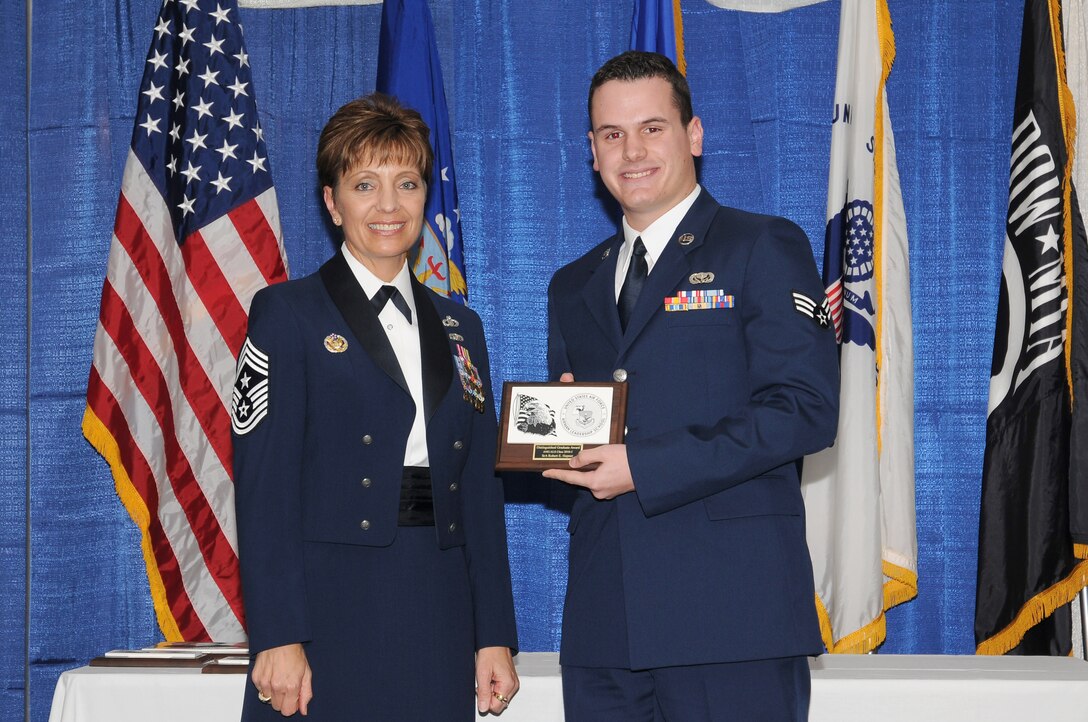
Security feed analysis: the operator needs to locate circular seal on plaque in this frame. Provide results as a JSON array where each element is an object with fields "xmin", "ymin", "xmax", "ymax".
[{"xmin": 560, "ymin": 393, "xmax": 608, "ymax": 438}]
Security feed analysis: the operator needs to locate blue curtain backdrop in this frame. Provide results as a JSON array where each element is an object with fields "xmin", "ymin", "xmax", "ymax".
[
  {"xmin": 5, "ymin": 0, "xmax": 1024, "ymax": 718},
  {"xmin": 1, "ymin": 4, "xmax": 28, "ymax": 722}
]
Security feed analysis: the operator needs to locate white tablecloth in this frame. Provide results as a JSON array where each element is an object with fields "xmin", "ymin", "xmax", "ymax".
[
  {"xmin": 49, "ymin": 653, "xmax": 1088, "ymax": 721},
  {"xmin": 48, "ymin": 652, "xmax": 562, "ymax": 722}
]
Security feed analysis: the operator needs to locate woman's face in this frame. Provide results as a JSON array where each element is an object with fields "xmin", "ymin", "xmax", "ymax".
[{"xmin": 323, "ymin": 161, "xmax": 426, "ymax": 281}]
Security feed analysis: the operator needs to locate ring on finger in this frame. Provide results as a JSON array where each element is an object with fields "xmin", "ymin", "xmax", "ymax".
[
  {"xmin": 257, "ymin": 691, "xmax": 272, "ymax": 704},
  {"xmin": 493, "ymin": 692, "xmax": 510, "ymax": 705}
]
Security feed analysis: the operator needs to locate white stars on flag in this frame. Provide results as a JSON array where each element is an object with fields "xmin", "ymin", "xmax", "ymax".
[
  {"xmin": 227, "ymin": 79, "xmax": 248, "ymax": 98},
  {"xmin": 215, "ymin": 139, "xmax": 238, "ymax": 161},
  {"xmin": 139, "ymin": 114, "xmax": 161, "ymax": 136},
  {"xmin": 181, "ymin": 160, "xmax": 202, "ymax": 184},
  {"xmin": 210, "ymin": 4, "xmax": 231, "ymax": 24},
  {"xmin": 222, "ymin": 109, "xmax": 244, "ymax": 130},
  {"xmin": 198, "ymin": 67, "xmax": 220, "ymax": 88},
  {"xmin": 186, "ymin": 130, "xmax": 208, "ymax": 152},
  {"xmin": 210, "ymin": 171, "xmax": 233, "ymax": 194},
  {"xmin": 204, "ymin": 35, "xmax": 226, "ymax": 56},
  {"xmin": 178, "ymin": 24, "xmax": 196, "ymax": 46},
  {"xmin": 193, "ymin": 97, "xmax": 215, "ymax": 119},
  {"xmin": 130, "ymin": 0, "xmax": 274, "ymax": 244},
  {"xmin": 142, "ymin": 81, "xmax": 165, "ymax": 104},
  {"xmin": 246, "ymin": 152, "xmax": 266, "ymax": 173}
]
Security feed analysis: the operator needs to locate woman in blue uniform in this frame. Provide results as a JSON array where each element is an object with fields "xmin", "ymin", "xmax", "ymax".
[{"xmin": 232, "ymin": 93, "xmax": 518, "ymax": 719}]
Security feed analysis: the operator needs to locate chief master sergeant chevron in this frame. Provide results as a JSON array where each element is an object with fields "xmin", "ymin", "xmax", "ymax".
[{"xmin": 543, "ymin": 51, "xmax": 839, "ymax": 722}]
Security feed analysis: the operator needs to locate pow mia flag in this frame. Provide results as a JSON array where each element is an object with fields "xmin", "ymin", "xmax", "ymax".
[
  {"xmin": 975, "ymin": 0, "xmax": 1088, "ymax": 656},
  {"xmin": 231, "ymin": 337, "xmax": 270, "ymax": 436}
]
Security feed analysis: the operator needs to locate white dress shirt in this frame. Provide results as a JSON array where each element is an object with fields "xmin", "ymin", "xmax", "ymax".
[
  {"xmin": 614, "ymin": 184, "xmax": 702, "ymax": 300},
  {"xmin": 341, "ymin": 246, "xmax": 429, "ymax": 467}
]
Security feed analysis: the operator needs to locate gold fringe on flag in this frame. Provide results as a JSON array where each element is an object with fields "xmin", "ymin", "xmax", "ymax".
[
  {"xmin": 82, "ymin": 405, "xmax": 183, "ymax": 641},
  {"xmin": 976, "ymin": 559, "xmax": 1088, "ymax": 654},
  {"xmin": 673, "ymin": 0, "xmax": 687, "ymax": 76}
]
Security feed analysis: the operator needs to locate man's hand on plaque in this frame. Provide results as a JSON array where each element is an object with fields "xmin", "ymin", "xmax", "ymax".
[{"xmin": 543, "ymin": 443, "xmax": 635, "ymax": 499}]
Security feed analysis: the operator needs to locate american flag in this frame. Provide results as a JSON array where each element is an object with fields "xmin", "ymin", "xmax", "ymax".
[{"xmin": 82, "ymin": 0, "xmax": 287, "ymax": 642}]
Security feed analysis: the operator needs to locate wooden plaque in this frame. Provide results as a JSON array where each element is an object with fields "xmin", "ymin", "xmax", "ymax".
[{"xmin": 496, "ymin": 381, "xmax": 627, "ymax": 471}]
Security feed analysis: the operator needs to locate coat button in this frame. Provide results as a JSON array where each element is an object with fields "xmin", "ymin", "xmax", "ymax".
[
  {"xmin": 613, "ymin": 368, "xmax": 628, "ymax": 382},
  {"xmin": 360, "ymin": 520, "xmax": 371, "ymax": 530},
  {"xmin": 361, "ymin": 477, "xmax": 372, "ymax": 488},
  {"xmin": 448, "ymin": 522, "xmax": 457, "ymax": 533},
  {"xmin": 452, "ymin": 440, "xmax": 463, "ymax": 450},
  {"xmin": 449, "ymin": 482, "xmax": 458, "ymax": 492},
  {"xmin": 362, "ymin": 434, "xmax": 373, "ymax": 445}
]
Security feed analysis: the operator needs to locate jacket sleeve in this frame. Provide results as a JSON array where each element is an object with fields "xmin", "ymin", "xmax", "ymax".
[
  {"xmin": 547, "ymin": 273, "xmax": 573, "ymax": 381},
  {"xmin": 628, "ymin": 218, "xmax": 840, "ymax": 516},
  {"xmin": 458, "ymin": 315, "xmax": 519, "ymax": 652},
  {"xmin": 233, "ymin": 288, "xmax": 312, "ymax": 654}
]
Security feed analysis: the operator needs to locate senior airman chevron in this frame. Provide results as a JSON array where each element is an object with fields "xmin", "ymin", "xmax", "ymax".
[
  {"xmin": 663, "ymin": 289, "xmax": 733, "ymax": 311},
  {"xmin": 792, "ymin": 290, "xmax": 833, "ymax": 329}
]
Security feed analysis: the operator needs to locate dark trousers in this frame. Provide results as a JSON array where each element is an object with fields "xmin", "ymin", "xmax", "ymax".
[{"xmin": 562, "ymin": 656, "xmax": 811, "ymax": 722}]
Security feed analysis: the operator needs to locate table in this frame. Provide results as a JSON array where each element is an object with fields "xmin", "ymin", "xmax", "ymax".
[
  {"xmin": 49, "ymin": 652, "xmax": 1088, "ymax": 721},
  {"xmin": 48, "ymin": 652, "xmax": 562, "ymax": 722},
  {"xmin": 808, "ymin": 654, "xmax": 1088, "ymax": 720}
]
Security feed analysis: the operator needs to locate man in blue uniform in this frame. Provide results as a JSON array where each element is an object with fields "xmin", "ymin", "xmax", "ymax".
[{"xmin": 544, "ymin": 51, "xmax": 839, "ymax": 721}]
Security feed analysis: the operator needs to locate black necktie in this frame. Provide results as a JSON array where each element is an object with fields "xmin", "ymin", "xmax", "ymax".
[
  {"xmin": 617, "ymin": 237, "xmax": 647, "ymax": 332},
  {"xmin": 370, "ymin": 285, "xmax": 412, "ymax": 324}
]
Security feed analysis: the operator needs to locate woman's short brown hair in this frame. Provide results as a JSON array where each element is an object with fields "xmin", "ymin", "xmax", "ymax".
[{"xmin": 316, "ymin": 93, "xmax": 433, "ymax": 189}]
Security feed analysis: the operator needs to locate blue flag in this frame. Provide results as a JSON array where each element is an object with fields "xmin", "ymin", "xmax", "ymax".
[
  {"xmin": 630, "ymin": 0, "xmax": 686, "ymax": 74},
  {"xmin": 376, "ymin": 0, "xmax": 467, "ymax": 302}
]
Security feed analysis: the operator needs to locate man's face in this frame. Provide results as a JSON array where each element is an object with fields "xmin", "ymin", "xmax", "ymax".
[{"xmin": 588, "ymin": 77, "xmax": 703, "ymax": 231}]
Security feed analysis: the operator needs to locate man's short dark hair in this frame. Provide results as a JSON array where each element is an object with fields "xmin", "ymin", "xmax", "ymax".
[{"xmin": 588, "ymin": 51, "xmax": 693, "ymax": 126}]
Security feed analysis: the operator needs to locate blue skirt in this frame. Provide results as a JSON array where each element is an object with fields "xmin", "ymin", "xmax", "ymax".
[{"xmin": 241, "ymin": 526, "xmax": 476, "ymax": 721}]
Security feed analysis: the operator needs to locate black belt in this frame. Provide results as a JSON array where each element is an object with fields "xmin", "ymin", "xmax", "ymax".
[{"xmin": 398, "ymin": 467, "xmax": 434, "ymax": 526}]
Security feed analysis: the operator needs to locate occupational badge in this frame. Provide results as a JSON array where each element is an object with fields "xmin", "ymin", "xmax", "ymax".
[
  {"xmin": 231, "ymin": 337, "xmax": 270, "ymax": 436},
  {"xmin": 689, "ymin": 272, "xmax": 715, "ymax": 285},
  {"xmin": 792, "ymin": 290, "xmax": 832, "ymax": 329},
  {"xmin": 442, "ymin": 315, "xmax": 460, "ymax": 328},
  {"xmin": 454, "ymin": 344, "xmax": 486, "ymax": 413},
  {"xmin": 448, "ymin": 332, "xmax": 464, "ymax": 342},
  {"xmin": 677, "ymin": 233, "xmax": 695, "ymax": 246},
  {"xmin": 323, "ymin": 333, "xmax": 348, "ymax": 353}
]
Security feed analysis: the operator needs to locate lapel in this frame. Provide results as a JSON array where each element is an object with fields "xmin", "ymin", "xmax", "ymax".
[
  {"xmin": 618, "ymin": 189, "xmax": 720, "ymax": 356},
  {"xmin": 319, "ymin": 252, "xmax": 410, "ymax": 397},
  {"xmin": 580, "ymin": 234, "xmax": 625, "ymax": 353},
  {"xmin": 409, "ymin": 274, "xmax": 454, "ymax": 422}
]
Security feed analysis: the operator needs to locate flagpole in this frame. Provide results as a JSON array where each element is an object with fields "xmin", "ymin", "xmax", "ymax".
[{"xmin": 1080, "ymin": 589, "xmax": 1088, "ymax": 660}]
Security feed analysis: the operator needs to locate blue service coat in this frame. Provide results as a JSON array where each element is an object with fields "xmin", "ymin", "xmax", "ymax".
[
  {"xmin": 232, "ymin": 252, "xmax": 517, "ymax": 677},
  {"xmin": 548, "ymin": 189, "xmax": 839, "ymax": 670}
]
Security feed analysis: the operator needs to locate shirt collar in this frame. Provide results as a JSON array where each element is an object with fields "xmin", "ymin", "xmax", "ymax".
[
  {"xmin": 340, "ymin": 245, "xmax": 417, "ymax": 321},
  {"xmin": 621, "ymin": 184, "xmax": 701, "ymax": 269}
]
